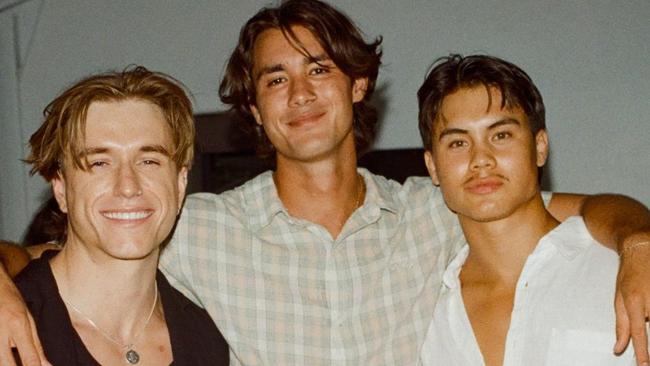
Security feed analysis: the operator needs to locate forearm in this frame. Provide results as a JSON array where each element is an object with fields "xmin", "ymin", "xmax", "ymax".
[
  {"xmin": 548, "ymin": 192, "xmax": 650, "ymax": 251},
  {"xmin": 0, "ymin": 241, "xmax": 30, "ymax": 278},
  {"xmin": 581, "ymin": 194, "xmax": 650, "ymax": 251}
]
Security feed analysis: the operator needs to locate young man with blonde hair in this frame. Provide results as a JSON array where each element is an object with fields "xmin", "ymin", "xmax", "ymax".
[{"xmin": 11, "ymin": 66, "xmax": 229, "ymax": 365}]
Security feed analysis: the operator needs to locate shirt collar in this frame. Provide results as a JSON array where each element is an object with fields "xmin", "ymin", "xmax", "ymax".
[
  {"xmin": 242, "ymin": 171, "xmax": 285, "ymax": 231},
  {"xmin": 539, "ymin": 216, "xmax": 592, "ymax": 260},
  {"xmin": 442, "ymin": 243, "xmax": 470, "ymax": 289},
  {"xmin": 244, "ymin": 168, "xmax": 401, "ymax": 232},
  {"xmin": 441, "ymin": 216, "xmax": 593, "ymax": 289},
  {"xmin": 357, "ymin": 168, "xmax": 400, "ymax": 215}
]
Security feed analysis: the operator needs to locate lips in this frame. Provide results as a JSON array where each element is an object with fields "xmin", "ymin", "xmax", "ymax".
[
  {"xmin": 287, "ymin": 111, "xmax": 326, "ymax": 127},
  {"xmin": 465, "ymin": 177, "xmax": 504, "ymax": 195}
]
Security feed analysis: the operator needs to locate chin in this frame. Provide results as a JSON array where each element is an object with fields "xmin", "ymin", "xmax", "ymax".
[
  {"xmin": 106, "ymin": 243, "xmax": 159, "ymax": 261},
  {"xmin": 455, "ymin": 202, "xmax": 514, "ymax": 223}
]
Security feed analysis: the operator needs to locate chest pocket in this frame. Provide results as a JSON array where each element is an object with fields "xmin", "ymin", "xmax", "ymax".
[{"xmin": 544, "ymin": 328, "xmax": 632, "ymax": 366}]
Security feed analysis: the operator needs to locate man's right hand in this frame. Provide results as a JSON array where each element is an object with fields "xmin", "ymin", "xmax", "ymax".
[{"xmin": 0, "ymin": 264, "xmax": 50, "ymax": 366}]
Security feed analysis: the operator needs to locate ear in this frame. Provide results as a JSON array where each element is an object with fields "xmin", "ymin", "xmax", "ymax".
[
  {"xmin": 534, "ymin": 130, "xmax": 549, "ymax": 167},
  {"xmin": 51, "ymin": 172, "xmax": 68, "ymax": 214},
  {"xmin": 423, "ymin": 150, "xmax": 440, "ymax": 186},
  {"xmin": 352, "ymin": 77, "xmax": 368, "ymax": 103},
  {"xmin": 250, "ymin": 104, "xmax": 263, "ymax": 126},
  {"xmin": 176, "ymin": 167, "xmax": 188, "ymax": 214}
]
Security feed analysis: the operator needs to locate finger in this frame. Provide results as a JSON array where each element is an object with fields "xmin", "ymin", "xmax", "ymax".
[
  {"xmin": 625, "ymin": 300, "xmax": 649, "ymax": 366},
  {"xmin": 27, "ymin": 312, "xmax": 50, "ymax": 366},
  {"xmin": 614, "ymin": 292, "xmax": 631, "ymax": 354},
  {"xmin": 11, "ymin": 320, "xmax": 42, "ymax": 366},
  {"xmin": 0, "ymin": 347, "xmax": 18, "ymax": 366}
]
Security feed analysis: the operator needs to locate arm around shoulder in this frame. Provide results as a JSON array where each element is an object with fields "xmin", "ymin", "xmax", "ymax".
[
  {"xmin": 548, "ymin": 193, "xmax": 650, "ymax": 250},
  {"xmin": 0, "ymin": 241, "xmax": 30, "ymax": 278},
  {"xmin": 550, "ymin": 193, "xmax": 650, "ymax": 365}
]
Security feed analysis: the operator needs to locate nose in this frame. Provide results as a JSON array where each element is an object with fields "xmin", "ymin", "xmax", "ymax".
[
  {"xmin": 470, "ymin": 144, "xmax": 496, "ymax": 171},
  {"xmin": 288, "ymin": 76, "xmax": 316, "ymax": 106},
  {"xmin": 114, "ymin": 163, "xmax": 143, "ymax": 198}
]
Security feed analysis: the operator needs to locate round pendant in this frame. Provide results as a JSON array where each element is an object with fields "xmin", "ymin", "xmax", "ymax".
[{"xmin": 125, "ymin": 349, "xmax": 140, "ymax": 364}]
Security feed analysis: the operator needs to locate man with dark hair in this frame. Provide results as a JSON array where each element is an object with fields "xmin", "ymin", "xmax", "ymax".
[
  {"xmin": 417, "ymin": 54, "xmax": 644, "ymax": 365},
  {"xmin": 2, "ymin": 1, "xmax": 650, "ymax": 365},
  {"xmin": 219, "ymin": 0, "xmax": 382, "ymax": 157},
  {"xmin": 155, "ymin": 1, "xmax": 649, "ymax": 363}
]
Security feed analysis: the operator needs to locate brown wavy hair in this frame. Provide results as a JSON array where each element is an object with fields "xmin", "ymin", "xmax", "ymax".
[
  {"xmin": 26, "ymin": 65, "xmax": 195, "ymax": 181},
  {"xmin": 219, "ymin": 0, "xmax": 382, "ymax": 157},
  {"xmin": 418, "ymin": 54, "xmax": 546, "ymax": 151}
]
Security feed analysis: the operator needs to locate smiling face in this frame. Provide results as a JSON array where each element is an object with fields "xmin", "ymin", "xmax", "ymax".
[
  {"xmin": 424, "ymin": 86, "xmax": 548, "ymax": 223},
  {"xmin": 249, "ymin": 25, "xmax": 368, "ymax": 164},
  {"xmin": 52, "ymin": 99, "xmax": 187, "ymax": 261}
]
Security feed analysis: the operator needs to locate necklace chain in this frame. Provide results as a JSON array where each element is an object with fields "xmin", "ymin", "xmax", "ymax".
[
  {"xmin": 63, "ymin": 281, "xmax": 158, "ymax": 351},
  {"xmin": 354, "ymin": 173, "xmax": 365, "ymax": 209}
]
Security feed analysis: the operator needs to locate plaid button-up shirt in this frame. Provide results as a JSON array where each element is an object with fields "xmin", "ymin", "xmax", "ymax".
[{"xmin": 160, "ymin": 169, "xmax": 464, "ymax": 365}]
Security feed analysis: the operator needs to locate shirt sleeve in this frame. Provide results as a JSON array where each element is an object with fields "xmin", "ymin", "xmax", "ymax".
[{"xmin": 159, "ymin": 194, "xmax": 204, "ymax": 307}]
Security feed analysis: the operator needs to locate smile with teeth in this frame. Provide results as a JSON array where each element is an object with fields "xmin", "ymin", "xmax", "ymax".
[{"xmin": 102, "ymin": 211, "xmax": 152, "ymax": 220}]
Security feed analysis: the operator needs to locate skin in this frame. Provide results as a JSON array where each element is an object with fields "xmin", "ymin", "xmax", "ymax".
[
  {"xmin": 52, "ymin": 100, "xmax": 186, "ymax": 264},
  {"xmin": 425, "ymin": 85, "xmax": 549, "ymax": 224},
  {"xmin": 1, "ymin": 30, "xmax": 650, "ymax": 366},
  {"xmin": 424, "ymin": 85, "xmax": 640, "ymax": 366},
  {"xmin": 33, "ymin": 99, "xmax": 186, "ymax": 365},
  {"xmin": 249, "ymin": 26, "xmax": 368, "ymax": 238}
]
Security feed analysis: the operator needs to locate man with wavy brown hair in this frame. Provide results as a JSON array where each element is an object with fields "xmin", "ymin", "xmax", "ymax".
[{"xmin": 219, "ymin": 0, "xmax": 382, "ymax": 159}]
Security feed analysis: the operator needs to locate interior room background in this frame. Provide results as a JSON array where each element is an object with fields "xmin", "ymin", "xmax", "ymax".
[{"xmin": 1, "ymin": 0, "xmax": 648, "ymax": 242}]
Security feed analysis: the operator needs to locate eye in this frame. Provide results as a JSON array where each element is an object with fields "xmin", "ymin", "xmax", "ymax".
[
  {"xmin": 493, "ymin": 131, "xmax": 512, "ymax": 141},
  {"xmin": 266, "ymin": 77, "xmax": 286, "ymax": 87},
  {"xmin": 310, "ymin": 66, "xmax": 330, "ymax": 75},
  {"xmin": 448, "ymin": 140, "xmax": 468, "ymax": 149},
  {"xmin": 89, "ymin": 161, "xmax": 108, "ymax": 169},
  {"xmin": 142, "ymin": 159, "xmax": 160, "ymax": 165}
]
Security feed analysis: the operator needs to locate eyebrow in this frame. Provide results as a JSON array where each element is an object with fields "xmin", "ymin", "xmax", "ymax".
[
  {"xmin": 437, "ymin": 118, "xmax": 521, "ymax": 141},
  {"xmin": 140, "ymin": 144, "xmax": 172, "ymax": 156},
  {"xmin": 78, "ymin": 147, "xmax": 108, "ymax": 158},
  {"xmin": 254, "ymin": 53, "xmax": 331, "ymax": 82},
  {"xmin": 79, "ymin": 144, "xmax": 171, "ymax": 158}
]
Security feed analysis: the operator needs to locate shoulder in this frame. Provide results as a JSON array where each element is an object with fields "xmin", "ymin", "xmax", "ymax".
[
  {"xmin": 400, "ymin": 176, "xmax": 437, "ymax": 197},
  {"xmin": 400, "ymin": 176, "xmax": 450, "ymax": 215},
  {"xmin": 157, "ymin": 271, "xmax": 222, "ymax": 333},
  {"xmin": 14, "ymin": 251, "xmax": 56, "ymax": 303},
  {"xmin": 156, "ymin": 271, "xmax": 229, "ymax": 363},
  {"xmin": 180, "ymin": 171, "xmax": 274, "ymax": 223}
]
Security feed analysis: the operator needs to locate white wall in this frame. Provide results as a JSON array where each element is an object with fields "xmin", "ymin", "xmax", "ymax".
[{"xmin": 1, "ymin": 0, "xmax": 648, "ymax": 241}]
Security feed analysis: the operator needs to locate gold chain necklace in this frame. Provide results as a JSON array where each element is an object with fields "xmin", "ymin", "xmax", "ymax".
[
  {"xmin": 63, "ymin": 282, "xmax": 158, "ymax": 364},
  {"xmin": 354, "ymin": 173, "xmax": 365, "ymax": 209}
]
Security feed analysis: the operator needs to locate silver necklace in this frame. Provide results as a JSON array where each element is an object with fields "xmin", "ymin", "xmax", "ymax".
[{"xmin": 63, "ymin": 282, "xmax": 158, "ymax": 364}]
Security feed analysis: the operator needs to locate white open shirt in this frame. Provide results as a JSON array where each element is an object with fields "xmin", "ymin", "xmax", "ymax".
[{"xmin": 419, "ymin": 216, "xmax": 637, "ymax": 366}]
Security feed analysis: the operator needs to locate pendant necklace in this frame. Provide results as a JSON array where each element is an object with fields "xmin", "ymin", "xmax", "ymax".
[{"xmin": 63, "ymin": 282, "xmax": 158, "ymax": 364}]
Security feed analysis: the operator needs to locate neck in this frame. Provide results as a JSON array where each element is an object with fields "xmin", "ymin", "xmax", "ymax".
[
  {"xmin": 273, "ymin": 140, "xmax": 362, "ymax": 239},
  {"xmin": 459, "ymin": 194, "xmax": 559, "ymax": 285},
  {"xmin": 50, "ymin": 242, "xmax": 159, "ymax": 341}
]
